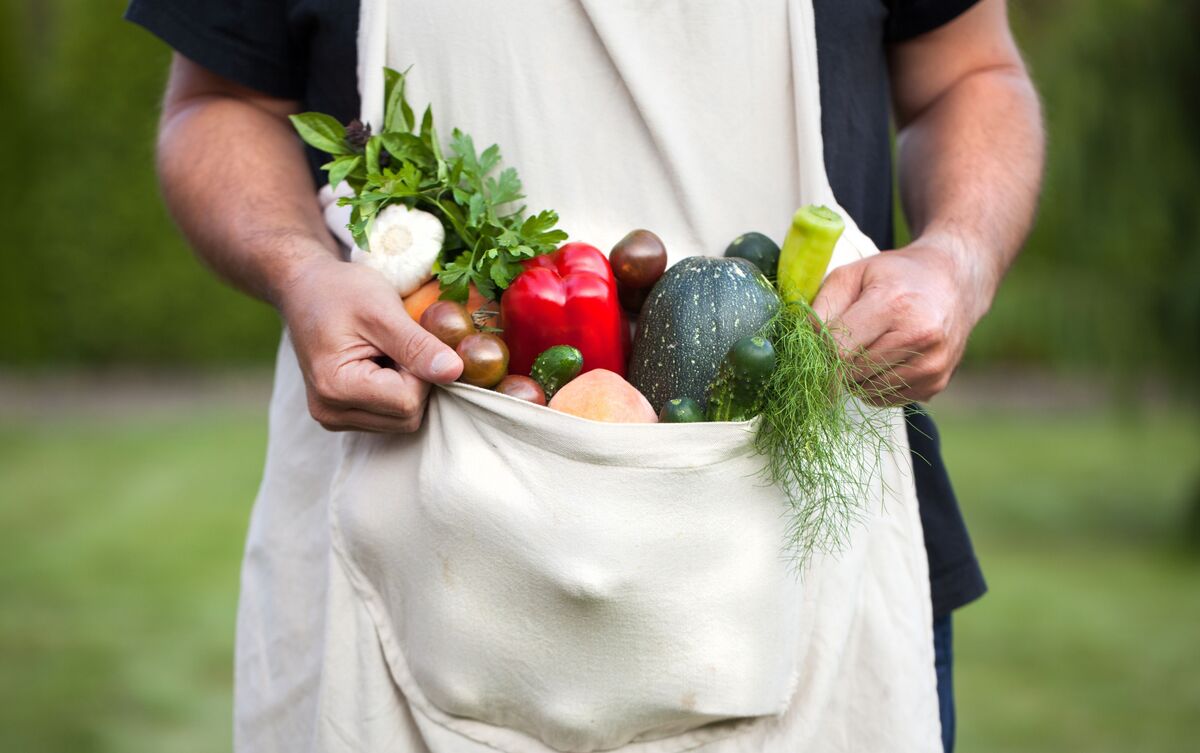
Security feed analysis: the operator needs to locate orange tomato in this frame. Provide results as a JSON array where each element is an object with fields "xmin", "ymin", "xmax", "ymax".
[{"xmin": 403, "ymin": 280, "xmax": 499, "ymax": 329}]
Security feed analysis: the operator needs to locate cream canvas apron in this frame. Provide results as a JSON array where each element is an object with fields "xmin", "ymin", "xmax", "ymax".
[{"xmin": 235, "ymin": 1, "xmax": 942, "ymax": 751}]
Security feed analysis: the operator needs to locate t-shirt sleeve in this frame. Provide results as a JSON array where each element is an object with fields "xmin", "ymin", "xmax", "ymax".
[
  {"xmin": 884, "ymin": 0, "xmax": 983, "ymax": 43},
  {"xmin": 125, "ymin": 0, "xmax": 303, "ymax": 99}
]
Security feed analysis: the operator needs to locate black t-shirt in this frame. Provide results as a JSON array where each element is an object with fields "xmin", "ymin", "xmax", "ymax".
[{"xmin": 127, "ymin": 0, "xmax": 986, "ymax": 618}]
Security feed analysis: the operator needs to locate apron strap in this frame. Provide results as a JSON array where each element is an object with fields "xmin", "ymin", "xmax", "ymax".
[
  {"xmin": 786, "ymin": 0, "xmax": 834, "ymax": 209},
  {"xmin": 351, "ymin": 0, "xmax": 875, "ymax": 269},
  {"xmin": 357, "ymin": 0, "xmax": 389, "ymax": 129}
]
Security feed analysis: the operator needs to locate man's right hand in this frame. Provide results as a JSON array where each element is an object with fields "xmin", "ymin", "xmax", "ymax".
[
  {"xmin": 277, "ymin": 254, "xmax": 463, "ymax": 433},
  {"xmin": 155, "ymin": 55, "xmax": 463, "ymax": 433}
]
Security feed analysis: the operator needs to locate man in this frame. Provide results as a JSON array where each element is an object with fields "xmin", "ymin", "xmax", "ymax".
[{"xmin": 127, "ymin": 1, "xmax": 1042, "ymax": 751}]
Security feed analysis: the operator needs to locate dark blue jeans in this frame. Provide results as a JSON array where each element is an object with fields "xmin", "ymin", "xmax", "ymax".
[{"xmin": 933, "ymin": 614, "xmax": 955, "ymax": 753}]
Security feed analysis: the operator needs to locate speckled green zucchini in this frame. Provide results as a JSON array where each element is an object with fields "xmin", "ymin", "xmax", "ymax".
[{"xmin": 629, "ymin": 256, "xmax": 780, "ymax": 412}]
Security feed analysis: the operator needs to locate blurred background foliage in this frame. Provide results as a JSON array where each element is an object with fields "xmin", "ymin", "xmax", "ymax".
[
  {"xmin": 961, "ymin": 0, "xmax": 1200, "ymax": 381},
  {"xmin": 0, "ymin": 0, "xmax": 1198, "ymax": 379},
  {"xmin": 0, "ymin": 0, "xmax": 280, "ymax": 366}
]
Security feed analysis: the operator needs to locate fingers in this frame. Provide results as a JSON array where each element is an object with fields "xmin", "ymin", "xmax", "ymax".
[
  {"xmin": 810, "ymin": 250, "xmax": 969, "ymax": 406},
  {"xmin": 857, "ymin": 370, "xmax": 919, "ymax": 407},
  {"xmin": 831, "ymin": 294, "xmax": 899, "ymax": 360},
  {"xmin": 847, "ymin": 329, "xmax": 918, "ymax": 379},
  {"xmin": 308, "ymin": 359, "xmax": 432, "ymax": 433},
  {"xmin": 811, "ymin": 261, "xmax": 867, "ymax": 327},
  {"xmin": 315, "ymin": 407, "xmax": 427, "ymax": 433},
  {"xmin": 364, "ymin": 304, "xmax": 463, "ymax": 384},
  {"xmin": 812, "ymin": 275, "xmax": 947, "ymax": 404},
  {"xmin": 284, "ymin": 261, "xmax": 464, "ymax": 434},
  {"xmin": 811, "ymin": 261, "xmax": 899, "ymax": 364},
  {"xmin": 340, "ymin": 359, "xmax": 432, "ymax": 416},
  {"xmin": 856, "ymin": 347, "xmax": 953, "ymax": 406}
]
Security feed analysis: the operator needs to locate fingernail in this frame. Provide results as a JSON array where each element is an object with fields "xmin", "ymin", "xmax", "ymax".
[{"xmin": 431, "ymin": 351, "xmax": 458, "ymax": 376}]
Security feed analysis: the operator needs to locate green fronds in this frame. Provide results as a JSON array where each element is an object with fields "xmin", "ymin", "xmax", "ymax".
[{"xmin": 756, "ymin": 300, "xmax": 902, "ymax": 567}]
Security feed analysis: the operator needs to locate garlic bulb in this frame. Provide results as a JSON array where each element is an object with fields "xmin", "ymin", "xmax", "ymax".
[{"xmin": 351, "ymin": 203, "xmax": 444, "ymax": 296}]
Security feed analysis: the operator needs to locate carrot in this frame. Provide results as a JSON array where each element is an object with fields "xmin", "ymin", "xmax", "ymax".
[{"xmin": 403, "ymin": 280, "xmax": 498, "ymax": 328}]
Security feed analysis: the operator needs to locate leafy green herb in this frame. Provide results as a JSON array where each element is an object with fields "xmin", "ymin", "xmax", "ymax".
[
  {"xmin": 291, "ymin": 113, "xmax": 354, "ymax": 156},
  {"xmin": 756, "ymin": 300, "xmax": 902, "ymax": 566},
  {"xmin": 289, "ymin": 67, "xmax": 567, "ymax": 302}
]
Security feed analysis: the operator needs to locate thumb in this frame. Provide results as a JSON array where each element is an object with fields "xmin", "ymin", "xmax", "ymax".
[
  {"xmin": 369, "ymin": 305, "xmax": 464, "ymax": 384},
  {"xmin": 810, "ymin": 260, "xmax": 866, "ymax": 325}
]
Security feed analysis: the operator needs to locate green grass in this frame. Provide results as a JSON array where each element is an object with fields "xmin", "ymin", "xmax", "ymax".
[
  {"xmin": 937, "ymin": 406, "xmax": 1200, "ymax": 753},
  {"xmin": 0, "ymin": 411, "xmax": 267, "ymax": 753},
  {"xmin": 0, "ymin": 399, "xmax": 1197, "ymax": 752}
]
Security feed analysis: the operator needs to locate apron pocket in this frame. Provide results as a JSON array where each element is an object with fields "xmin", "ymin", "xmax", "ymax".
[{"xmin": 330, "ymin": 383, "xmax": 806, "ymax": 753}]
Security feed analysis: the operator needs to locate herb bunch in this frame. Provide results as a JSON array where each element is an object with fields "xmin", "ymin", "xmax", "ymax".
[
  {"xmin": 756, "ymin": 300, "xmax": 901, "ymax": 566},
  {"xmin": 289, "ymin": 67, "xmax": 567, "ymax": 302}
]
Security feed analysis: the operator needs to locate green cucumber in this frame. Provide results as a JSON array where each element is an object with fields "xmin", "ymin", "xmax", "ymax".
[
  {"xmin": 705, "ymin": 335, "xmax": 777, "ymax": 422},
  {"xmin": 724, "ymin": 232, "xmax": 781, "ymax": 280},
  {"xmin": 777, "ymin": 205, "xmax": 845, "ymax": 304},
  {"xmin": 658, "ymin": 397, "xmax": 705, "ymax": 423},
  {"xmin": 531, "ymin": 345, "xmax": 583, "ymax": 399}
]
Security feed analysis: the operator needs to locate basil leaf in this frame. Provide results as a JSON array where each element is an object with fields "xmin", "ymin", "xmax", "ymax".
[
  {"xmin": 289, "ymin": 113, "xmax": 352, "ymax": 155},
  {"xmin": 383, "ymin": 67, "xmax": 414, "ymax": 134},
  {"xmin": 419, "ymin": 106, "xmax": 435, "ymax": 144},
  {"xmin": 325, "ymin": 155, "xmax": 363, "ymax": 189},
  {"xmin": 365, "ymin": 135, "xmax": 383, "ymax": 178},
  {"xmin": 381, "ymin": 132, "xmax": 435, "ymax": 168}
]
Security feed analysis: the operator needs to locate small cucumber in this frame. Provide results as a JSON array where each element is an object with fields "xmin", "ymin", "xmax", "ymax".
[
  {"xmin": 705, "ymin": 335, "xmax": 777, "ymax": 422},
  {"xmin": 530, "ymin": 345, "xmax": 584, "ymax": 399},
  {"xmin": 659, "ymin": 397, "xmax": 705, "ymax": 423},
  {"xmin": 724, "ymin": 231, "xmax": 781, "ymax": 280},
  {"xmin": 777, "ymin": 205, "xmax": 845, "ymax": 304}
]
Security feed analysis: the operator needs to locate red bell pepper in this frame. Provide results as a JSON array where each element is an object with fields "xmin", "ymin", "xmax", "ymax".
[{"xmin": 501, "ymin": 242, "xmax": 629, "ymax": 377}]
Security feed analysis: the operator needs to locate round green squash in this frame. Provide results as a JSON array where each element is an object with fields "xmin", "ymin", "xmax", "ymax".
[
  {"xmin": 658, "ymin": 397, "xmax": 705, "ymax": 423},
  {"xmin": 629, "ymin": 256, "xmax": 780, "ymax": 412},
  {"xmin": 705, "ymin": 335, "xmax": 778, "ymax": 422},
  {"xmin": 724, "ymin": 232, "xmax": 781, "ymax": 280}
]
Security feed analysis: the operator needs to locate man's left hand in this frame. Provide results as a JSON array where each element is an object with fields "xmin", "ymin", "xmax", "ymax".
[
  {"xmin": 821, "ymin": 0, "xmax": 1044, "ymax": 405},
  {"xmin": 811, "ymin": 238, "xmax": 990, "ymax": 405}
]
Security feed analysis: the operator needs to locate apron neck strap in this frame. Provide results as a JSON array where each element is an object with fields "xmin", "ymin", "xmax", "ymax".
[{"xmin": 357, "ymin": 0, "xmax": 389, "ymax": 129}]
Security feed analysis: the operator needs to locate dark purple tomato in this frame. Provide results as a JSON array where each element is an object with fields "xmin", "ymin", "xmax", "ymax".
[
  {"xmin": 610, "ymin": 229, "xmax": 668, "ymax": 289},
  {"xmin": 420, "ymin": 300, "xmax": 475, "ymax": 348},
  {"xmin": 457, "ymin": 333, "xmax": 510, "ymax": 388},
  {"xmin": 495, "ymin": 375, "xmax": 547, "ymax": 405}
]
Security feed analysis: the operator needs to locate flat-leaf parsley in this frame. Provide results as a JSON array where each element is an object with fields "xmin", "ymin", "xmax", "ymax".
[{"xmin": 290, "ymin": 67, "xmax": 567, "ymax": 302}]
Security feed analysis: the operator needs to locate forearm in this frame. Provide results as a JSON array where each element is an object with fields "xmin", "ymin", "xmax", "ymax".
[
  {"xmin": 895, "ymin": 65, "xmax": 1044, "ymax": 323},
  {"xmin": 802, "ymin": 1, "xmax": 1044, "ymax": 402},
  {"xmin": 156, "ymin": 68, "xmax": 338, "ymax": 308}
]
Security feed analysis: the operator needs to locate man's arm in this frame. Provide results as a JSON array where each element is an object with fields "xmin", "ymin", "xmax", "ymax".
[
  {"xmin": 157, "ymin": 55, "xmax": 461, "ymax": 432},
  {"xmin": 812, "ymin": 0, "xmax": 1044, "ymax": 401}
]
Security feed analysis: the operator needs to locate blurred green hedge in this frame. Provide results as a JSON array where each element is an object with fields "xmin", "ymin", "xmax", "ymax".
[
  {"xmin": 962, "ymin": 0, "xmax": 1200, "ymax": 379},
  {"xmin": 2, "ymin": 0, "xmax": 1197, "ymax": 376},
  {"xmin": 0, "ymin": 0, "xmax": 281, "ymax": 366}
]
